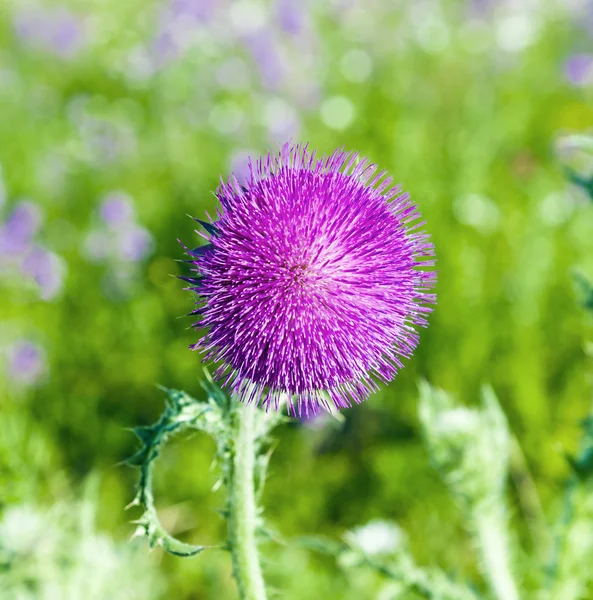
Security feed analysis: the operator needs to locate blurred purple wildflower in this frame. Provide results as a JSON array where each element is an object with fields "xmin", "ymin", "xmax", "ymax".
[
  {"xmin": 149, "ymin": 30, "xmax": 180, "ymax": 68},
  {"xmin": 467, "ymin": 0, "xmax": 496, "ymax": 18},
  {"xmin": 276, "ymin": 0, "xmax": 306, "ymax": 34},
  {"xmin": 83, "ymin": 191, "xmax": 153, "ymax": 271},
  {"xmin": 229, "ymin": 149, "xmax": 257, "ymax": 183},
  {"xmin": 13, "ymin": 7, "xmax": 85, "ymax": 58},
  {"xmin": 0, "ymin": 202, "xmax": 42, "ymax": 257},
  {"xmin": 243, "ymin": 32, "xmax": 284, "ymax": 90},
  {"xmin": 22, "ymin": 247, "xmax": 65, "ymax": 300},
  {"xmin": 147, "ymin": 0, "xmax": 217, "ymax": 69},
  {"xmin": 100, "ymin": 192, "xmax": 135, "ymax": 228},
  {"xmin": 66, "ymin": 99, "xmax": 137, "ymax": 165},
  {"xmin": 564, "ymin": 53, "xmax": 593, "ymax": 87},
  {"xmin": 171, "ymin": 0, "xmax": 215, "ymax": 21},
  {"xmin": 7, "ymin": 340, "xmax": 46, "ymax": 386},
  {"xmin": 116, "ymin": 225, "xmax": 154, "ymax": 262},
  {"xmin": 183, "ymin": 144, "xmax": 436, "ymax": 415},
  {"xmin": 0, "ymin": 200, "xmax": 66, "ymax": 300}
]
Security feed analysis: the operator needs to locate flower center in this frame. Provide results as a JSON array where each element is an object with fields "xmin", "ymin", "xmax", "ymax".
[
  {"xmin": 279, "ymin": 258, "xmax": 324, "ymax": 293},
  {"xmin": 288, "ymin": 262, "xmax": 310, "ymax": 285}
]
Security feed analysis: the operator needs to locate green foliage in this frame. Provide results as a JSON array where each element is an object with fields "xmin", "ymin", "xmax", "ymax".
[
  {"xmin": 126, "ymin": 371, "xmax": 284, "ymax": 563},
  {"xmin": 419, "ymin": 383, "xmax": 511, "ymax": 512},
  {"xmin": 417, "ymin": 382, "xmax": 593, "ymax": 600},
  {"xmin": 0, "ymin": 482, "xmax": 164, "ymax": 600},
  {"xmin": 287, "ymin": 381, "xmax": 593, "ymax": 600},
  {"xmin": 2, "ymin": 0, "xmax": 593, "ymax": 597},
  {"xmin": 545, "ymin": 413, "xmax": 593, "ymax": 600},
  {"xmin": 127, "ymin": 385, "xmax": 216, "ymax": 557},
  {"xmin": 0, "ymin": 410, "xmax": 61, "ymax": 506},
  {"xmin": 420, "ymin": 385, "xmax": 519, "ymax": 599},
  {"xmin": 299, "ymin": 521, "xmax": 481, "ymax": 600},
  {"xmin": 573, "ymin": 272, "xmax": 593, "ymax": 313}
]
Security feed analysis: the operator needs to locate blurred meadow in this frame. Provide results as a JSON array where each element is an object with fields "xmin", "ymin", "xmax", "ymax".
[{"xmin": 2, "ymin": 0, "xmax": 593, "ymax": 598}]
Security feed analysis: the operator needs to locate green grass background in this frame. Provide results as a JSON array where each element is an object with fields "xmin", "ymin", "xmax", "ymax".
[{"xmin": 1, "ymin": 0, "xmax": 593, "ymax": 597}]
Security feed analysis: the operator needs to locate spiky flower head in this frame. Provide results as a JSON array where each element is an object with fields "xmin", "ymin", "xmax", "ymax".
[{"xmin": 182, "ymin": 143, "xmax": 436, "ymax": 415}]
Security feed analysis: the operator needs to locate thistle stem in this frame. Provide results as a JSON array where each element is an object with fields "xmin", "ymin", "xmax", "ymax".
[
  {"xmin": 228, "ymin": 404, "xmax": 267, "ymax": 600},
  {"xmin": 475, "ymin": 508, "xmax": 519, "ymax": 600}
]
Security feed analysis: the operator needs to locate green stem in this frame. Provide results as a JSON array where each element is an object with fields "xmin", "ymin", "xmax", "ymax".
[
  {"xmin": 475, "ymin": 508, "xmax": 520, "ymax": 600},
  {"xmin": 228, "ymin": 404, "xmax": 267, "ymax": 600},
  {"xmin": 509, "ymin": 435, "xmax": 549, "ymax": 556}
]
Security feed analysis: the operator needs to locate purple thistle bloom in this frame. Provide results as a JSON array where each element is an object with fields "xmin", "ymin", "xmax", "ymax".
[{"xmin": 183, "ymin": 144, "xmax": 436, "ymax": 416}]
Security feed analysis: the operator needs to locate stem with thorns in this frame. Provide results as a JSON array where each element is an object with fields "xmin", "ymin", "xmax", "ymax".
[{"xmin": 228, "ymin": 404, "xmax": 267, "ymax": 600}]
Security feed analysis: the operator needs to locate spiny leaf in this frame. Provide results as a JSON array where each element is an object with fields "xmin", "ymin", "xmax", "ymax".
[
  {"xmin": 188, "ymin": 245, "xmax": 213, "ymax": 258},
  {"xmin": 125, "ymin": 385, "xmax": 220, "ymax": 558},
  {"xmin": 200, "ymin": 368, "xmax": 228, "ymax": 411},
  {"xmin": 126, "ymin": 375, "xmax": 286, "ymax": 562},
  {"xmin": 573, "ymin": 272, "xmax": 593, "ymax": 312},
  {"xmin": 566, "ymin": 448, "xmax": 593, "ymax": 480},
  {"xmin": 191, "ymin": 217, "xmax": 219, "ymax": 236},
  {"xmin": 133, "ymin": 425, "xmax": 158, "ymax": 446},
  {"xmin": 565, "ymin": 167, "xmax": 593, "ymax": 200},
  {"xmin": 295, "ymin": 535, "xmax": 346, "ymax": 556},
  {"xmin": 256, "ymin": 525, "xmax": 284, "ymax": 545},
  {"xmin": 124, "ymin": 448, "xmax": 152, "ymax": 468},
  {"xmin": 132, "ymin": 511, "xmax": 207, "ymax": 557},
  {"xmin": 177, "ymin": 275, "xmax": 205, "ymax": 287}
]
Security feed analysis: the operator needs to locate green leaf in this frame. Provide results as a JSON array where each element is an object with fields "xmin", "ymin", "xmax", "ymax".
[
  {"xmin": 125, "ymin": 386, "xmax": 219, "ymax": 558},
  {"xmin": 573, "ymin": 272, "xmax": 593, "ymax": 313},
  {"xmin": 133, "ymin": 426, "xmax": 158, "ymax": 446},
  {"xmin": 565, "ymin": 167, "xmax": 593, "ymax": 200},
  {"xmin": 200, "ymin": 368, "xmax": 228, "ymax": 411},
  {"xmin": 294, "ymin": 535, "xmax": 345, "ymax": 556}
]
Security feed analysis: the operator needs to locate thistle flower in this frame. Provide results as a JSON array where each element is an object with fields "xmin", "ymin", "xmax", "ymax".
[{"xmin": 183, "ymin": 143, "xmax": 436, "ymax": 415}]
